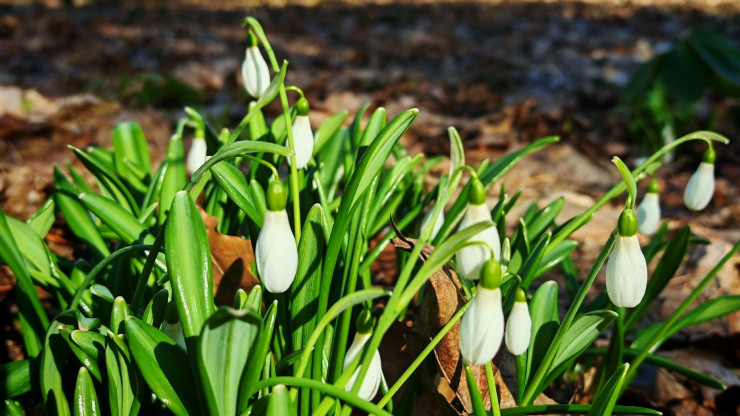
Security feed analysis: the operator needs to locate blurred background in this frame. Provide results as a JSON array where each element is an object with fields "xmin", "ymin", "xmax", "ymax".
[{"xmin": 2, "ymin": 1, "xmax": 740, "ymax": 414}]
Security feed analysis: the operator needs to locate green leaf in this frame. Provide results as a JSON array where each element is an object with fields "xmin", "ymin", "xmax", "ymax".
[
  {"xmin": 552, "ymin": 310, "xmax": 617, "ymax": 370},
  {"xmin": 266, "ymin": 385, "xmax": 294, "ymax": 416},
  {"xmin": 2, "ymin": 399, "xmax": 25, "ymax": 415},
  {"xmin": 0, "ymin": 359, "xmax": 33, "ymax": 399},
  {"xmin": 314, "ymin": 110, "xmax": 348, "ymax": 154},
  {"xmin": 41, "ymin": 311, "xmax": 76, "ymax": 416},
  {"xmin": 464, "ymin": 365, "xmax": 486, "ymax": 416},
  {"xmin": 658, "ymin": 42, "xmax": 707, "ymax": 105},
  {"xmin": 501, "ymin": 404, "xmax": 661, "ymax": 415},
  {"xmin": 527, "ymin": 197, "xmax": 564, "ymax": 241},
  {"xmin": 674, "ymin": 295, "xmax": 740, "ymax": 335},
  {"xmin": 53, "ymin": 166, "xmax": 110, "ymax": 258},
  {"xmin": 588, "ymin": 363, "xmax": 628, "ymax": 416},
  {"xmin": 295, "ymin": 289, "xmax": 391, "ymax": 379},
  {"xmin": 159, "ymin": 135, "xmax": 187, "ymax": 223},
  {"xmin": 211, "ymin": 161, "xmax": 264, "ymax": 227},
  {"xmin": 125, "ymin": 316, "xmax": 200, "ymax": 416},
  {"xmin": 520, "ymin": 281, "xmax": 560, "ymax": 394},
  {"xmin": 112, "ymin": 121, "xmax": 152, "ymax": 181},
  {"xmin": 6, "ymin": 215, "xmax": 51, "ymax": 281},
  {"xmin": 359, "ymin": 107, "xmax": 387, "ymax": 147},
  {"xmin": 291, "ymin": 204, "xmax": 325, "ymax": 350},
  {"xmin": 0, "ymin": 208, "xmax": 48, "ymax": 356},
  {"xmin": 27, "ymin": 198, "xmax": 55, "ymax": 238},
  {"xmin": 104, "ymin": 331, "xmax": 139, "ymax": 416},
  {"xmin": 69, "ymin": 146, "xmax": 139, "ymax": 216},
  {"xmin": 165, "ymin": 191, "xmax": 215, "ymax": 341},
  {"xmin": 142, "ymin": 288, "xmax": 169, "ymax": 327},
  {"xmin": 79, "ymin": 193, "xmax": 148, "ymax": 245},
  {"xmin": 626, "ymin": 226, "xmax": 690, "ymax": 331},
  {"xmin": 198, "ymin": 307, "xmax": 261, "ymax": 416},
  {"xmin": 237, "ymin": 300, "xmax": 277, "ymax": 415},
  {"xmin": 73, "ymin": 367, "xmax": 101, "ymax": 416}
]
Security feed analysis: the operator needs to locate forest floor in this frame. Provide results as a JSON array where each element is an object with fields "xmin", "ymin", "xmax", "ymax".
[{"xmin": 2, "ymin": 1, "xmax": 740, "ymax": 414}]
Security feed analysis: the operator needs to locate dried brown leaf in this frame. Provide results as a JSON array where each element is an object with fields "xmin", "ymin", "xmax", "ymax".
[{"xmin": 199, "ymin": 208, "xmax": 259, "ymax": 306}]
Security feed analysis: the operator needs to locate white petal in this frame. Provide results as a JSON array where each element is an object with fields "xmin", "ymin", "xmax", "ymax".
[
  {"xmin": 505, "ymin": 301, "xmax": 531, "ymax": 355},
  {"xmin": 455, "ymin": 203, "xmax": 500, "ymax": 280},
  {"xmin": 637, "ymin": 192, "xmax": 661, "ymax": 235},
  {"xmin": 241, "ymin": 46, "xmax": 270, "ymax": 98},
  {"xmin": 287, "ymin": 115, "xmax": 314, "ymax": 169},
  {"xmin": 683, "ymin": 162, "xmax": 715, "ymax": 211},
  {"xmin": 420, "ymin": 209, "xmax": 444, "ymax": 239},
  {"xmin": 186, "ymin": 137, "xmax": 207, "ymax": 176},
  {"xmin": 344, "ymin": 332, "xmax": 383, "ymax": 401},
  {"xmin": 459, "ymin": 287, "xmax": 504, "ymax": 365},
  {"xmin": 256, "ymin": 210, "xmax": 298, "ymax": 293},
  {"xmin": 606, "ymin": 235, "xmax": 647, "ymax": 308}
]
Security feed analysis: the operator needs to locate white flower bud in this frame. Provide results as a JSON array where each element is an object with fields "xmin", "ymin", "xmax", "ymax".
[
  {"xmin": 455, "ymin": 203, "xmax": 500, "ymax": 280},
  {"xmin": 637, "ymin": 192, "xmax": 661, "ymax": 235},
  {"xmin": 288, "ymin": 115, "xmax": 314, "ymax": 169},
  {"xmin": 242, "ymin": 46, "xmax": 270, "ymax": 98},
  {"xmin": 420, "ymin": 208, "xmax": 444, "ymax": 239},
  {"xmin": 606, "ymin": 234, "xmax": 647, "ymax": 308},
  {"xmin": 459, "ymin": 286, "xmax": 504, "ymax": 365},
  {"xmin": 505, "ymin": 300, "xmax": 531, "ymax": 355},
  {"xmin": 186, "ymin": 137, "xmax": 207, "ymax": 176},
  {"xmin": 683, "ymin": 162, "xmax": 715, "ymax": 211},
  {"xmin": 256, "ymin": 210, "xmax": 298, "ymax": 293},
  {"xmin": 343, "ymin": 332, "xmax": 383, "ymax": 401}
]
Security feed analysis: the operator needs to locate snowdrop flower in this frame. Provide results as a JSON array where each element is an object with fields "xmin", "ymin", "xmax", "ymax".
[
  {"xmin": 606, "ymin": 208, "xmax": 647, "ymax": 308},
  {"xmin": 241, "ymin": 32, "xmax": 270, "ymax": 98},
  {"xmin": 505, "ymin": 288, "xmax": 531, "ymax": 355},
  {"xmin": 459, "ymin": 258, "xmax": 504, "ymax": 365},
  {"xmin": 288, "ymin": 97, "xmax": 314, "ymax": 169},
  {"xmin": 161, "ymin": 304, "xmax": 186, "ymax": 350},
  {"xmin": 186, "ymin": 136, "xmax": 206, "ymax": 176},
  {"xmin": 420, "ymin": 206, "xmax": 444, "ymax": 239},
  {"xmin": 456, "ymin": 178, "xmax": 501, "ymax": 280},
  {"xmin": 683, "ymin": 148, "xmax": 715, "ymax": 211},
  {"xmin": 636, "ymin": 179, "xmax": 661, "ymax": 235},
  {"xmin": 256, "ymin": 180, "xmax": 298, "ymax": 293},
  {"xmin": 344, "ymin": 310, "xmax": 383, "ymax": 401}
]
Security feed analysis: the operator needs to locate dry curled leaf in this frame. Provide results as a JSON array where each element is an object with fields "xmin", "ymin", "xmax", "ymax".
[
  {"xmin": 393, "ymin": 234, "xmax": 516, "ymax": 414},
  {"xmin": 199, "ymin": 208, "xmax": 259, "ymax": 306}
]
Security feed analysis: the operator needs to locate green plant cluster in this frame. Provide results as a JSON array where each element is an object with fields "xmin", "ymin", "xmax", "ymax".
[{"xmin": 1, "ymin": 18, "xmax": 738, "ymax": 416}]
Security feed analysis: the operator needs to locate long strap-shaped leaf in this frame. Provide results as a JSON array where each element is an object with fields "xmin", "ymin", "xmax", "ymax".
[
  {"xmin": 165, "ymin": 191, "xmax": 215, "ymax": 341},
  {"xmin": 0, "ymin": 208, "xmax": 48, "ymax": 356}
]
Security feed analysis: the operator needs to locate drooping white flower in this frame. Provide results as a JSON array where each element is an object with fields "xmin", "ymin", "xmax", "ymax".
[
  {"xmin": 241, "ymin": 34, "xmax": 270, "ymax": 98},
  {"xmin": 505, "ymin": 289, "xmax": 531, "ymax": 355},
  {"xmin": 606, "ymin": 209, "xmax": 647, "ymax": 308},
  {"xmin": 684, "ymin": 160, "xmax": 715, "ymax": 211},
  {"xmin": 420, "ymin": 208, "xmax": 444, "ymax": 239},
  {"xmin": 637, "ymin": 179, "xmax": 660, "ymax": 235},
  {"xmin": 256, "ymin": 181, "xmax": 298, "ymax": 293},
  {"xmin": 344, "ymin": 311, "xmax": 383, "ymax": 401},
  {"xmin": 290, "ymin": 115, "xmax": 314, "ymax": 169},
  {"xmin": 186, "ymin": 137, "xmax": 207, "ymax": 176},
  {"xmin": 459, "ymin": 258, "xmax": 504, "ymax": 365},
  {"xmin": 456, "ymin": 179, "xmax": 500, "ymax": 280}
]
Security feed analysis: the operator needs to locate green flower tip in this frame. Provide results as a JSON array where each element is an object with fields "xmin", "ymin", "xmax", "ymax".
[
  {"xmin": 246, "ymin": 31, "xmax": 258, "ymax": 47},
  {"xmin": 468, "ymin": 178, "xmax": 487, "ymax": 206},
  {"xmin": 515, "ymin": 288, "xmax": 527, "ymax": 303},
  {"xmin": 703, "ymin": 147, "xmax": 716, "ymax": 164},
  {"xmin": 296, "ymin": 97, "xmax": 310, "ymax": 116},
  {"xmin": 356, "ymin": 309, "xmax": 374, "ymax": 334},
  {"xmin": 266, "ymin": 180, "xmax": 288, "ymax": 211},
  {"xmin": 617, "ymin": 208, "xmax": 638, "ymax": 237},
  {"xmin": 480, "ymin": 258, "xmax": 502, "ymax": 290},
  {"xmin": 647, "ymin": 178, "xmax": 659, "ymax": 194}
]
